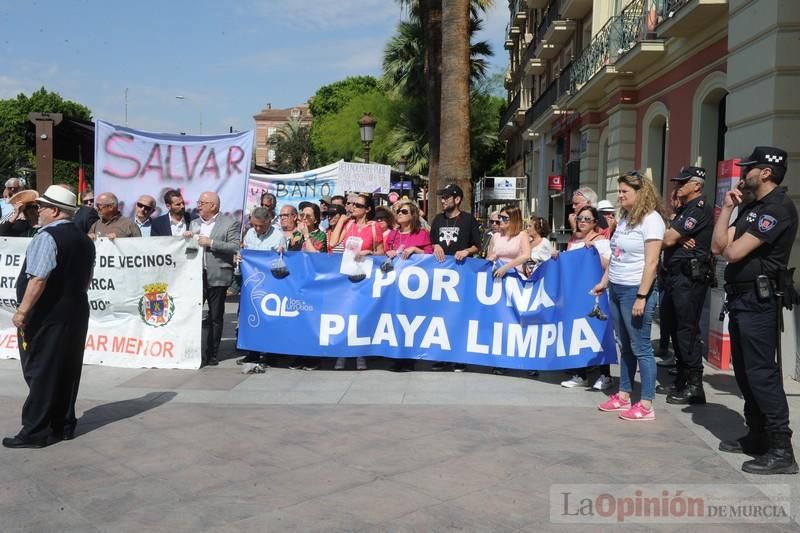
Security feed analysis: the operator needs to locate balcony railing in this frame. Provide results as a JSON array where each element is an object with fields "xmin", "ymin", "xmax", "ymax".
[
  {"xmin": 501, "ymin": 92, "xmax": 522, "ymax": 130},
  {"xmin": 557, "ymin": 61, "xmax": 574, "ymax": 100},
  {"xmin": 525, "ymin": 79, "xmax": 558, "ymax": 127},
  {"xmin": 535, "ymin": 0, "xmax": 563, "ymax": 45},
  {"xmin": 658, "ymin": 0, "xmax": 691, "ymax": 18},
  {"xmin": 569, "ymin": 0, "xmax": 647, "ymax": 94}
]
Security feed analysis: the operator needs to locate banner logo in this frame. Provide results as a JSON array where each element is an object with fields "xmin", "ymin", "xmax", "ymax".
[{"xmin": 139, "ymin": 282, "xmax": 175, "ymax": 327}]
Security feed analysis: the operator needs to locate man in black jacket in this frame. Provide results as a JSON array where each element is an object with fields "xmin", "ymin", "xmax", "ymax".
[{"xmin": 151, "ymin": 189, "xmax": 193, "ymax": 236}]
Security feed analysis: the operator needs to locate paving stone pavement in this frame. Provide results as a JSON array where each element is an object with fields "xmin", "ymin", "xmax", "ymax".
[{"xmin": 1, "ymin": 309, "xmax": 800, "ymax": 531}]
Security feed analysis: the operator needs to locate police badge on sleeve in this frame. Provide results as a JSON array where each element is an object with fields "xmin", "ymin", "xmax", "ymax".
[{"xmin": 758, "ymin": 214, "xmax": 777, "ymax": 233}]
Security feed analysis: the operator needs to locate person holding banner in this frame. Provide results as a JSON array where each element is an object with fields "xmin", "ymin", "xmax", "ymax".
[
  {"xmin": 486, "ymin": 205, "xmax": 531, "ymax": 279},
  {"xmin": 430, "ymin": 183, "xmax": 481, "ymax": 372},
  {"xmin": 526, "ymin": 216, "xmax": 553, "ymax": 273},
  {"xmin": 279, "ymin": 205, "xmax": 305, "ymax": 251},
  {"xmin": 133, "ymin": 195, "xmax": 157, "ymax": 237},
  {"xmin": 298, "ymin": 201, "xmax": 328, "ymax": 253},
  {"xmin": 385, "ymin": 199, "xmax": 433, "ymax": 259},
  {"xmin": 151, "ymin": 189, "xmax": 193, "ymax": 237},
  {"xmin": 186, "ymin": 191, "xmax": 241, "ymax": 367},
  {"xmin": 596, "ymin": 172, "xmax": 665, "ymax": 421},
  {"xmin": 560, "ymin": 206, "xmax": 613, "ymax": 391},
  {"xmin": 89, "ymin": 192, "xmax": 141, "ymax": 239},
  {"xmin": 4, "ymin": 186, "xmax": 95, "ymax": 448},
  {"xmin": 329, "ymin": 192, "xmax": 384, "ymax": 371},
  {"xmin": 326, "ymin": 203, "xmax": 347, "ymax": 254}
]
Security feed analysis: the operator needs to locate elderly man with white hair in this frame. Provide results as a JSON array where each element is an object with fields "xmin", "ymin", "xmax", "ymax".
[
  {"xmin": 89, "ymin": 192, "xmax": 140, "ymax": 239},
  {"xmin": 185, "ymin": 191, "xmax": 241, "ymax": 367}
]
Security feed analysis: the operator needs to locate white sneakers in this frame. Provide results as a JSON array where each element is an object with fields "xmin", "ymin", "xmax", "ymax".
[
  {"xmin": 593, "ymin": 375, "xmax": 613, "ymax": 391},
  {"xmin": 561, "ymin": 374, "xmax": 613, "ymax": 390},
  {"xmin": 561, "ymin": 375, "xmax": 588, "ymax": 388}
]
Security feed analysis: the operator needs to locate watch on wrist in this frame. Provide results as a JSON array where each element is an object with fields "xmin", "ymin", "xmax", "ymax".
[{"xmin": 636, "ymin": 293, "xmax": 647, "ymax": 300}]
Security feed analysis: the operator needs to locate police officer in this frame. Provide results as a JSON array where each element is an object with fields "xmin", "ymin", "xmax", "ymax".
[
  {"xmin": 712, "ymin": 146, "xmax": 798, "ymax": 475},
  {"xmin": 657, "ymin": 167, "xmax": 713, "ymax": 404}
]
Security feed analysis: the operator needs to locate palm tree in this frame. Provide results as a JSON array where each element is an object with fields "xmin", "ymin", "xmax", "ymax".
[
  {"xmin": 269, "ymin": 118, "xmax": 312, "ymax": 173},
  {"xmin": 439, "ymin": 0, "xmax": 472, "ymax": 208},
  {"xmin": 387, "ymin": 0, "xmax": 494, "ymax": 205}
]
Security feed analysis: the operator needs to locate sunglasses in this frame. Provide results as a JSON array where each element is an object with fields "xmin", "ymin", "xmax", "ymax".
[
  {"xmin": 498, "ymin": 215, "xmax": 510, "ymax": 222},
  {"xmin": 576, "ymin": 216, "xmax": 595, "ymax": 223},
  {"xmin": 136, "ymin": 202, "xmax": 155, "ymax": 211},
  {"xmin": 397, "ymin": 208, "xmax": 411, "ymax": 215},
  {"xmin": 82, "ymin": 199, "xmax": 94, "ymax": 205},
  {"xmin": 352, "ymin": 203, "xmax": 367, "ymax": 209},
  {"xmin": 490, "ymin": 220, "xmax": 500, "ymax": 225}
]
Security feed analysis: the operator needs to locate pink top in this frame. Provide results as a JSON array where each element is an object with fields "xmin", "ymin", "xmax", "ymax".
[
  {"xmin": 385, "ymin": 228, "xmax": 433, "ymax": 254},
  {"xmin": 492, "ymin": 232, "xmax": 525, "ymax": 262},
  {"xmin": 342, "ymin": 220, "xmax": 383, "ymax": 252}
]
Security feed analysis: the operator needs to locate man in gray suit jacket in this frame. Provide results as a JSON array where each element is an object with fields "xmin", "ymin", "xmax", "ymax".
[{"xmin": 185, "ymin": 191, "xmax": 241, "ymax": 366}]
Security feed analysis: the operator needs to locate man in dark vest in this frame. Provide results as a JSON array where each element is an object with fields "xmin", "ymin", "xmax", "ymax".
[{"xmin": 3, "ymin": 185, "xmax": 95, "ymax": 448}]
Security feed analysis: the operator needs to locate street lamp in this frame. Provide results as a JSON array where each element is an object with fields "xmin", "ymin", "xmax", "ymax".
[
  {"xmin": 358, "ymin": 112, "xmax": 377, "ymax": 164},
  {"xmin": 397, "ymin": 156, "xmax": 409, "ymax": 194},
  {"xmin": 175, "ymin": 95, "xmax": 203, "ymax": 134}
]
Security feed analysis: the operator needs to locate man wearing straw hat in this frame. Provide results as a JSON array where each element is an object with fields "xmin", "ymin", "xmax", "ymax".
[{"xmin": 3, "ymin": 185, "xmax": 95, "ymax": 448}]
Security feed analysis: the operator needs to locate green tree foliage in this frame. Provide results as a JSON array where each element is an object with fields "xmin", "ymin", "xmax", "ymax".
[
  {"xmin": 0, "ymin": 87, "xmax": 92, "ymax": 189},
  {"xmin": 269, "ymin": 118, "xmax": 314, "ymax": 173},
  {"xmin": 311, "ymin": 90, "xmax": 403, "ymax": 165},
  {"xmin": 308, "ymin": 76, "xmax": 380, "ymax": 120}
]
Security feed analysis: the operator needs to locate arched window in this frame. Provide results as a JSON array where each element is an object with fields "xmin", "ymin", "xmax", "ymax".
[
  {"xmin": 641, "ymin": 101, "xmax": 669, "ymax": 193},
  {"xmin": 692, "ymin": 71, "xmax": 728, "ymax": 198}
]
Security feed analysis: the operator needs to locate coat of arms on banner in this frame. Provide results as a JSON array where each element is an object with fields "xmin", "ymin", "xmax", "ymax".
[{"xmin": 138, "ymin": 282, "xmax": 175, "ymax": 327}]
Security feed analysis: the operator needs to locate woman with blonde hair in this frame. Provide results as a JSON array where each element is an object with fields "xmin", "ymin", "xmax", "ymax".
[
  {"xmin": 486, "ymin": 204, "xmax": 531, "ymax": 278},
  {"xmin": 596, "ymin": 171, "xmax": 665, "ymax": 421}
]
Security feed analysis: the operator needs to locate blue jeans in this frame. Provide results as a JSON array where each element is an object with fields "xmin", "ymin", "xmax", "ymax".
[{"xmin": 608, "ymin": 283, "xmax": 658, "ymax": 401}]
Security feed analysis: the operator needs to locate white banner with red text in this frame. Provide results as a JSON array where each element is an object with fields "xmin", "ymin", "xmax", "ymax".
[
  {"xmin": 94, "ymin": 120, "xmax": 254, "ymax": 219},
  {"xmin": 0, "ymin": 236, "xmax": 203, "ymax": 369}
]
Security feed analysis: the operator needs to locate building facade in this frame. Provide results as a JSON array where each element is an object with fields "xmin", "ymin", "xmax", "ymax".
[
  {"xmin": 501, "ymin": 0, "xmax": 800, "ymax": 375},
  {"xmin": 252, "ymin": 103, "xmax": 312, "ymax": 168}
]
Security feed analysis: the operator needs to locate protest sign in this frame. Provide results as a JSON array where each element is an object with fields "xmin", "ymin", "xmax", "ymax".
[
  {"xmin": 94, "ymin": 120, "xmax": 254, "ymax": 218},
  {"xmin": 0, "ymin": 237, "xmax": 203, "ymax": 369},
  {"xmin": 247, "ymin": 161, "xmax": 339, "ymax": 217},
  {"xmin": 238, "ymin": 247, "xmax": 617, "ymax": 370},
  {"xmin": 337, "ymin": 161, "xmax": 391, "ymax": 194}
]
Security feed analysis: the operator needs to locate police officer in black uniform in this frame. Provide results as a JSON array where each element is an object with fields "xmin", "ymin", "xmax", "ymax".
[
  {"xmin": 712, "ymin": 146, "xmax": 798, "ymax": 475},
  {"xmin": 657, "ymin": 167, "xmax": 713, "ymax": 404}
]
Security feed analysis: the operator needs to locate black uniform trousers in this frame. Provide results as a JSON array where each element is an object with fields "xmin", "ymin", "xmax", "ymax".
[
  {"xmin": 202, "ymin": 270, "xmax": 228, "ymax": 363},
  {"xmin": 17, "ymin": 320, "xmax": 88, "ymax": 442},
  {"xmin": 661, "ymin": 270, "xmax": 708, "ymax": 371},
  {"xmin": 657, "ymin": 274, "xmax": 676, "ymax": 351},
  {"xmin": 728, "ymin": 288, "xmax": 791, "ymax": 434}
]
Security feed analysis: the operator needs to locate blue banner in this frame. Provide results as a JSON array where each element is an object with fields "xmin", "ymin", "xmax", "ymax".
[{"xmin": 238, "ymin": 248, "xmax": 617, "ymax": 370}]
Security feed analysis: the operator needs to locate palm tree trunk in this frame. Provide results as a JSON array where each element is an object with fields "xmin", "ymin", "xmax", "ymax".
[
  {"xmin": 422, "ymin": 0, "xmax": 442, "ymax": 216},
  {"xmin": 439, "ymin": 0, "xmax": 472, "ymax": 210}
]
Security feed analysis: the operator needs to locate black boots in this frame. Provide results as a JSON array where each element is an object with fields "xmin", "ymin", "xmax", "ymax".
[
  {"xmin": 719, "ymin": 416, "xmax": 769, "ymax": 455},
  {"xmin": 656, "ymin": 369, "xmax": 686, "ymax": 395},
  {"xmin": 666, "ymin": 369, "xmax": 705, "ymax": 405},
  {"xmin": 741, "ymin": 432, "xmax": 799, "ymax": 475}
]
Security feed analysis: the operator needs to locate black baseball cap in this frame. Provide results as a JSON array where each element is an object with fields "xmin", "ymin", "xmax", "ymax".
[
  {"xmin": 437, "ymin": 183, "xmax": 463, "ymax": 198},
  {"xmin": 671, "ymin": 166, "xmax": 707, "ymax": 182},
  {"xmin": 735, "ymin": 146, "xmax": 788, "ymax": 169}
]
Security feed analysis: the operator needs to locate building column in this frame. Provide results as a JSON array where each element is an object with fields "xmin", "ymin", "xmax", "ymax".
[
  {"xmin": 605, "ymin": 104, "xmax": 637, "ymax": 197},
  {"xmin": 726, "ymin": 0, "xmax": 800, "ymax": 380},
  {"xmin": 579, "ymin": 124, "xmax": 601, "ymax": 193}
]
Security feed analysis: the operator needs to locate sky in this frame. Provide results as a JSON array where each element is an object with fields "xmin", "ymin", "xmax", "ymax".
[{"xmin": 0, "ymin": 0, "xmax": 509, "ymax": 136}]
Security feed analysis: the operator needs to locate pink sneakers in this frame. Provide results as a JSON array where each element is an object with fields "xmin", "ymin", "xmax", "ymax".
[
  {"xmin": 598, "ymin": 393, "xmax": 631, "ymax": 412},
  {"xmin": 619, "ymin": 402, "xmax": 655, "ymax": 421}
]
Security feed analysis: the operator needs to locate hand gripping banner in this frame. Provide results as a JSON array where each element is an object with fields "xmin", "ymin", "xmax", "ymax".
[{"xmin": 238, "ymin": 247, "xmax": 617, "ymax": 371}]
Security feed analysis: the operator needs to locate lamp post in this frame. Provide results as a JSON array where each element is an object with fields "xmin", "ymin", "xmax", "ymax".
[
  {"xmin": 357, "ymin": 112, "xmax": 377, "ymax": 163},
  {"xmin": 397, "ymin": 156, "xmax": 408, "ymax": 195},
  {"xmin": 175, "ymin": 95, "xmax": 203, "ymax": 134}
]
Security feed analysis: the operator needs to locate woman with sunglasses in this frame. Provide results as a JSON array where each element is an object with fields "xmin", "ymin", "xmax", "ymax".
[
  {"xmin": 329, "ymin": 192, "xmax": 383, "ymax": 371},
  {"xmin": 0, "ymin": 190, "xmax": 39, "ymax": 237},
  {"xmin": 297, "ymin": 201, "xmax": 328, "ymax": 253},
  {"xmin": 480, "ymin": 211, "xmax": 501, "ymax": 258},
  {"xmin": 375, "ymin": 206, "xmax": 395, "ymax": 241},
  {"xmin": 486, "ymin": 205, "xmax": 531, "ymax": 279},
  {"xmin": 560, "ymin": 206, "xmax": 613, "ymax": 391},
  {"xmin": 385, "ymin": 200, "xmax": 433, "ymax": 260},
  {"xmin": 596, "ymin": 172, "xmax": 665, "ymax": 421}
]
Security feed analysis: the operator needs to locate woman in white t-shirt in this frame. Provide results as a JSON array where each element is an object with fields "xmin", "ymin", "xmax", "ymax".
[{"xmin": 595, "ymin": 172, "xmax": 665, "ymax": 421}]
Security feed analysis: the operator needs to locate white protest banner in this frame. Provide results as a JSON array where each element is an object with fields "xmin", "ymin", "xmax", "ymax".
[
  {"xmin": 246, "ymin": 161, "xmax": 339, "ymax": 217},
  {"xmin": 0, "ymin": 236, "xmax": 203, "ymax": 369},
  {"xmin": 94, "ymin": 120, "xmax": 254, "ymax": 218},
  {"xmin": 338, "ymin": 161, "xmax": 391, "ymax": 194}
]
